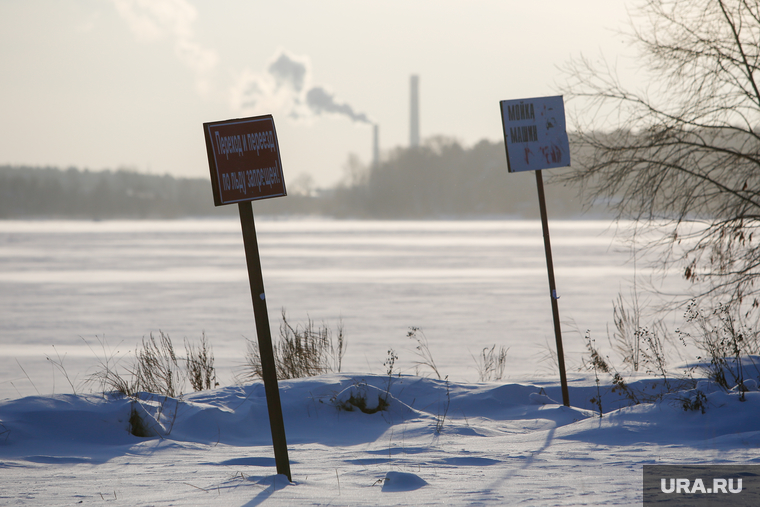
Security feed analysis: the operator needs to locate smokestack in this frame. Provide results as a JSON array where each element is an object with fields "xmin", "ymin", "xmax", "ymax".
[
  {"xmin": 410, "ymin": 75, "xmax": 419, "ymax": 148},
  {"xmin": 373, "ymin": 124, "xmax": 379, "ymax": 167}
]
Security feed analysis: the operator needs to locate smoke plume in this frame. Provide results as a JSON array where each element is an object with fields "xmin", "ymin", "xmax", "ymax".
[
  {"xmin": 306, "ymin": 87, "xmax": 371, "ymax": 124},
  {"xmin": 267, "ymin": 52, "xmax": 308, "ymax": 94},
  {"xmin": 234, "ymin": 49, "xmax": 372, "ymax": 125}
]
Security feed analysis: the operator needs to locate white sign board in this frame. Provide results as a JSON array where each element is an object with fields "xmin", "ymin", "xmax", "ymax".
[{"xmin": 499, "ymin": 95, "xmax": 570, "ymax": 173}]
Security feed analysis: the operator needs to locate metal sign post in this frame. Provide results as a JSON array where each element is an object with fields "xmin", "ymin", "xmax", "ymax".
[
  {"xmin": 534, "ymin": 169, "xmax": 570, "ymax": 407},
  {"xmin": 203, "ymin": 114, "xmax": 291, "ymax": 481},
  {"xmin": 237, "ymin": 200, "xmax": 291, "ymax": 481},
  {"xmin": 499, "ymin": 95, "xmax": 571, "ymax": 407}
]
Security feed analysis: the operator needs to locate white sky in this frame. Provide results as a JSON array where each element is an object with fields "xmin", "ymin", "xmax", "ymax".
[{"xmin": 0, "ymin": 1, "xmax": 636, "ymax": 188}]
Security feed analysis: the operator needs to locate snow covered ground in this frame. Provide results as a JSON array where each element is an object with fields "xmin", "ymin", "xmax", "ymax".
[
  {"xmin": 1, "ymin": 372, "xmax": 759, "ymax": 506},
  {"xmin": 1, "ymin": 218, "xmax": 756, "ymax": 505}
]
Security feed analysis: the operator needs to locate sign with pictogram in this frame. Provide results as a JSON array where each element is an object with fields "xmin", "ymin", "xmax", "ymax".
[{"xmin": 500, "ymin": 95, "xmax": 570, "ymax": 173}]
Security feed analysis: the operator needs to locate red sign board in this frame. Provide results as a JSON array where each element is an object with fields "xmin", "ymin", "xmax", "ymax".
[{"xmin": 203, "ymin": 115, "xmax": 287, "ymax": 206}]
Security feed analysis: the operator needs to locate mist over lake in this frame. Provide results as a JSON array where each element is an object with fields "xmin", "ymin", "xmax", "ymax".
[{"xmin": 0, "ymin": 218, "xmax": 688, "ymax": 399}]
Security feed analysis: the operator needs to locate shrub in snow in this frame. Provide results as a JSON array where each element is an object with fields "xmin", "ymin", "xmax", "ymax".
[
  {"xmin": 679, "ymin": 389, "xmax": 709, "ymax": 414},
  {"xmin": 241, "ymin": 310, "xmax": 346, "ymax": 381},
  {"xmin": 185, "ymin": 333, "xmax": 217, "ymax": 391},
  {"xmin": 581, "ymin": 296, "xmax": 760, "ymax": 416},
  {"xmin": 731, "ymin": 378, "xmax": 758, "ymax": 392},
  {"xmin": 128, "ymin": 401, "xmax": 161, "ymax": 438},
  {"xmin": 332, "ymin": 382, "xmax": 389, "ymax": 414},
  {"xmin": 87, "ymin": 332, "xmax": 217, "ymax": 398}
]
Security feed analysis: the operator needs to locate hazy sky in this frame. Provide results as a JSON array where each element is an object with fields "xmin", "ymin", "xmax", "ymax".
[{"xmin": 0, "ymin": 1, "xmax": 636, "ymax": 188}]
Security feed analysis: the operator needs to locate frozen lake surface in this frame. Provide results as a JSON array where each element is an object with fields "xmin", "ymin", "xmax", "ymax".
[
  {"xmin": 5, "ymin": 218, "xmax": 753, "ymax": 507},
  {"xmin": 0, "ymin": 218, "xmax": 687, "ymax": 399}
]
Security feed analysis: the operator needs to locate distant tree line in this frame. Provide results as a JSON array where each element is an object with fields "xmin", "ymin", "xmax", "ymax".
[
  {"xmin": 324, "ymin": 137, "xmax": 595, "ymax": 219},
  {"xmin": 0, "ymin": 139, "xmax": 604, "ymax": 220},
  {"xmin": 0, "ymin": 165, "xmax": 230, "ymax": 219}
]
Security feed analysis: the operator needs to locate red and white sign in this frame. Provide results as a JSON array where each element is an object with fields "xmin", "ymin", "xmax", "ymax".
[
  {"xmin": 499, "ymin": 95, "xmax": 571, "ymax": 173},
  {"xmin": 203, "ymin": 115, "xmax": 287, "ymax": 206}
]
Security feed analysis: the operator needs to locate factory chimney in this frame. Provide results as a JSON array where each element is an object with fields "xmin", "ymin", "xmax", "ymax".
[
  {"xmin": 409, "ymin": 75, "xmax": 419, "ymax": 148},
  {"xmin": 373, "ymin": 123, "xmax": 379, "ymax": 168}
]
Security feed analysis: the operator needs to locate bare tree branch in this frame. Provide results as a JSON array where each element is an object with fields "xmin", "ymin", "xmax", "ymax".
[{"xmin": 559, "ymin": 0, "xmax": 760, "ymax": 302}]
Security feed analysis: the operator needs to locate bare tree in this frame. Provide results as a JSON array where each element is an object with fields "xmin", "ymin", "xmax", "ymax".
[{"xmin": 560, "ymin": 0, "xmax": 760, "ymax": 302}]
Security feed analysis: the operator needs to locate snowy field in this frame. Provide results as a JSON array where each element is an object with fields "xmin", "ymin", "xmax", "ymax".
[
  {"xmin": 1, "ymin": 218, "xmax": 758, "ymax": 506},
  {"xmin": 0, "ymin": 218, "xmax": 683, "ymax": 398}
]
